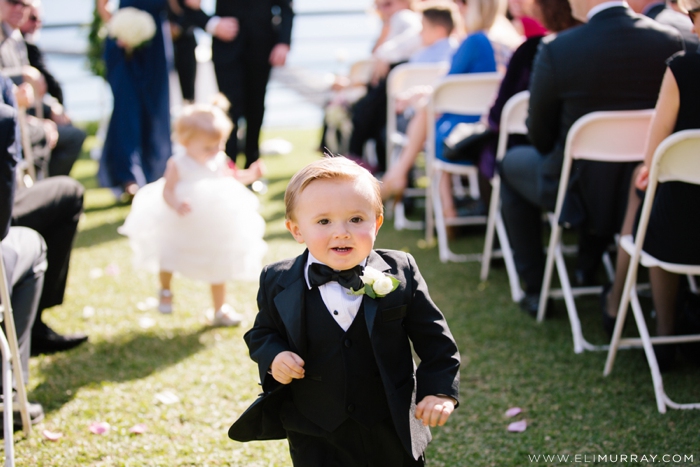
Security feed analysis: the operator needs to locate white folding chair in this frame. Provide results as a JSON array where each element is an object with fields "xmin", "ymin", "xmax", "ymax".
[
  {"xmin": 0, "ymin": 240, "xmax": 33, "ymax": 465},
  {"xmin": 480, "ymin": 91, "xmax": 529, "ymax": 302},
  {"xmin": 537, "ymin": 110, "xmax": 655, "ymax": 354},
  {"xmin": 386, "ymin": 62, "xmax": 450, "ymax": 231},
  {"xmin": 425, "ymin": 72, "xmax": 502, "ymax": 262},
  {"xmin": 603, "ymin": 129, "xmax": 700, "ymax": 413},
  {"xmin": 16, "ymin": 107, "xmax": 36, "ymax": 189}
]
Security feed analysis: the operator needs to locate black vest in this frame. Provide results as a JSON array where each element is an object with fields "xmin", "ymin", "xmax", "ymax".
[{"xmin": 290, "ymin": 287, "xmax": 390, "ymax": 433}]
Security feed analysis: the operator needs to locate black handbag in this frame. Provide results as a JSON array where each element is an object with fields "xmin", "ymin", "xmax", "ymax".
[{"xmin": 442, "ymin": 122, "xmax": 496, "ymax": 162}]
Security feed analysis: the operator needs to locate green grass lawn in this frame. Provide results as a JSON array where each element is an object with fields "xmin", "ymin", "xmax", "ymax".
[{"xmin": 15, "ymin": 127, "xmax": 700, "ymax": 466}]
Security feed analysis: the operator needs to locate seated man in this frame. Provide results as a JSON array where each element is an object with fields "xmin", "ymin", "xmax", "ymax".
[
  {"xmin": 499, "ymin": 0, "xmax": 683, "ymax": 314},
  {"xmin": 0, "ymin": 65, "xmax": 87, "ymax": 354},
  {"xmin": 0, "ymin": 100, "xmax": 45, "ymax": 426},
  {"xmin": 0, "ymin": 0, "xmax": 86, "ymax": 178}
]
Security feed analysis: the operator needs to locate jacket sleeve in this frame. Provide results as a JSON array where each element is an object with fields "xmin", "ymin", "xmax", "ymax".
[
  {"xmin": 244, "ymin": 266, "xmax": 293, "ymax": 391},
  {"xmin": 273, "ymin": 0, "xmax": 294, "ymax": 46},
  {"xmin": 526, "ymin": 40, "xmax": 561, "ymax": 155},
  {"xmin": 181, "ymin": 4, "xmax": 211, "ymax": 31},
  {"xmin": 0, "ymin": 103, "xmax": 18, "ymax": 240},
  {"xmin": 403, "ymin": 253, "xmax": 461, "ymax": 404}
]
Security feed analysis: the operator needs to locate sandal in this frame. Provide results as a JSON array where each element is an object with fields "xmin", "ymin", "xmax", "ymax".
[{"xmin": 158, "ymin": 289, "xmax": 173, "ymax": 314}]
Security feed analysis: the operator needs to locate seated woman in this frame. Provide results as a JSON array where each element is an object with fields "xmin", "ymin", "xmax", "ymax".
[
  {"xmin": 380, "ymin": 0, "xmax": 518, "ymax": 215},
  {"xmin": 603, "ymin": 0, "xmax": 700, "ymax": 371}
]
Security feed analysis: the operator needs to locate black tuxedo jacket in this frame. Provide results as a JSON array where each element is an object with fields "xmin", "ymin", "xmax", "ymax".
[
  {"xmin": 186, "ymin": 0, "xmax": 293, "ymax": 65},
  {"xmin": 527, "ymin": 6, "xmax": 683, "ymax": 233},
  {"xmin": 230, "ymin": 249, "xmax": 460, "ymax": 460}
]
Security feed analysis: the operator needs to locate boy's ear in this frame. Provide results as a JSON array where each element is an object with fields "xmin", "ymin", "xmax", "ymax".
[
  {"xmin": 285, "ymin": 219, "xmax": 306, "ymax": 244},
  {"xmin": 375, "ymin": 214, "xmax": 384, "ymax": 234}
]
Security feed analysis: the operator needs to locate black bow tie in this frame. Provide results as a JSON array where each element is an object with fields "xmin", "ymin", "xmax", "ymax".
[{"xmin": 308, "ymin": 263, "xmax": 364, "ymax": 291}]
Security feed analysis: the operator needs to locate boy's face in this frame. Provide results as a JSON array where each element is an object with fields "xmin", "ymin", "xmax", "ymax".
[
  {"xmin": 420, "ymin": 18, "xmax": 446, "ymax": 47},
  {"xmin": 285, "ymin": 177, "xmax": 383, "ymax": 271}
]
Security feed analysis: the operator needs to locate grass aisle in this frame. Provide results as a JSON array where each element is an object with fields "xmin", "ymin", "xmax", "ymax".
[{"xmin": 16, "ymin": 128, "xmax": 699, "ymax": 466}]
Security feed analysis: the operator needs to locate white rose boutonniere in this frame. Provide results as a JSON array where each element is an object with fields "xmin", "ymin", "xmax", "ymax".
[
  {"xmin": 350, "ymin": 266, "xmax": 400, "ymax": 299},
  {"xmin": 107, "ymin": 7, "xmax": 156, "ymax": 57}
]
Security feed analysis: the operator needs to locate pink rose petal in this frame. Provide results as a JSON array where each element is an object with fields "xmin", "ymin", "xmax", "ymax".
[
  {"xmin": 105, "ymin": 264, "xmax": 120, "ymax": 276},
  {"xmin": 129, "ymin": 423, "xmax": 147, "ymax": 434},
  {"xmin": 89, "ymin": 421, "xmax": 111, "ymax": 435},
  {"xmin": 42, "ymin": 430, "xmax": 63, "ymax": 441},
  {"xmin": 505, "ymin": 407, "xmax": 523, "ymax": 418},
  {"xmin": 508, "ymin": 419, "xmax": 527, "ymax": 432}
]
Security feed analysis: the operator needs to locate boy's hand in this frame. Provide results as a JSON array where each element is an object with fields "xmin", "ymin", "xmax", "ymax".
[
  {"xmin": 416, "ymin": 395, "xmax": 455, "ymax": 427},
  {"xmin": 270, "ymin": 351, "xmax": 305, "ymax": 384}
]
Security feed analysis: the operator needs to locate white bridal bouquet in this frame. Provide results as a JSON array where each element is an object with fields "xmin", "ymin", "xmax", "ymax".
[{"xmin": 107, "ymin": 7, "xmax": 156, "ymax": 51}]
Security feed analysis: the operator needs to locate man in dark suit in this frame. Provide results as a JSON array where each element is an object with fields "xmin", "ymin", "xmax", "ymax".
[
  {"xmin": 184, "ymin": 1, "xmax": 293, "ymax": 168},
  {"xmin": 230, "ymin": 157, "xmax": 460, "ymax": 465},
  {"xmin": 499, "ymin": 0, "xmax": 684, "ymax": 314}
]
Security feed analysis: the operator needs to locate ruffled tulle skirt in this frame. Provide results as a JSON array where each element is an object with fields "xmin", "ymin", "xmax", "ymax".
[{"xmin": 119, "ymin": 177, "xmax": 267, "ymax": 283}]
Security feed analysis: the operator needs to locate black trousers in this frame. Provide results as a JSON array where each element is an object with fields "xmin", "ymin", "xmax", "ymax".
[
  {"xmin": 286, "ymin": 416, "xmax": 424, "ymax": 467},
  {"xmin": 214, "ymin": 54, "xmax": 271, "ymax": 168},
  {"xmin": 11, "ymin": 177, "xmax": 83, "ymax": 325},
  {"xmin": 173, "ymin": 33, "xmax": 197, "ymax": 102},
  {"xmin": 348, "ymin": 79, "xmax": 388, "ymax": 172},
  {"xmin": 49, "ymin": 123, "xmax": 86, "ymax": 177},
  {"xmin": 500, "ymin": 145, "xmax": 612, "ymax": 293}
]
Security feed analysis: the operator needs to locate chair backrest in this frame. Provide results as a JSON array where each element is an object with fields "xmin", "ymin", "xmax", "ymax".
[
  {"xmin": 652, "ymin": 129, "xmax": 700, "ymax": 185},
  {"xmin": 565, "ymin": 109, "xmax": 655, "ymax": 162},
  {"xmin": 495, "ymin": 90, "xmax": 529, "ymax": 162},
  {"xmin": 425, "ymin": 72, "xmax": 502, "ymax": 168},
  {"xmin": 430, "ymin": 72, "xmax": 502, "ymax": 116},
  {"xmin": 348, "ymin": 59, "xmax": 375, "ymax": 86},
  {"xmin": 553, "ymin": 109, "xmax": 655, "ymax": 216},
  {"xmin": 386, "ymin": 62, "xmax": 450, "ymax": 158},
  {"xmin": 387, "ymin": 62, "xmax": 451, "ymax": 99}
]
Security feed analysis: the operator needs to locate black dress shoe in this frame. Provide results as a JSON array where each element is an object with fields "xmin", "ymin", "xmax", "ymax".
[
  {"xmin": 519, "ymin": 293, "xmax": 551, "ymax": 318},
  {"xmin": 31, "ymin": 323, "xmax": 88, "ymax": 356},
  {"xmin": 600, "ymin": 283, "xmax": 616, "ymax": 337}
]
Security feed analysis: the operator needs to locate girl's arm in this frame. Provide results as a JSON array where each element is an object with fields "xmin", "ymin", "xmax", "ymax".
[
  {"xmin": 636, "ymin": 68, "xmax": 679, "ymax": 191},
  {"xmin": 162, "ymin": 158, "xmax": 191, "ymax": 215}
]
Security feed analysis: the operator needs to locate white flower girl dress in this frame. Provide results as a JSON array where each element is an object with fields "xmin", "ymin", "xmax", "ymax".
[{"xmin": 119, "ymin": 150, "xmax": 267, "ymax": 283}]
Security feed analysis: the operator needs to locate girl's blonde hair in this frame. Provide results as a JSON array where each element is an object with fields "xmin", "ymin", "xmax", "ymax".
[
  {"xmin": 284, "ymin": 156, "xmax": 384, "ymax": 221},
  {"xmin": 464, "ymin": 0, "xmax": 507, "ymax": 33},
  {"xmin": 173, "ymin": 94, "xmax": 233, "ymax": 144}
]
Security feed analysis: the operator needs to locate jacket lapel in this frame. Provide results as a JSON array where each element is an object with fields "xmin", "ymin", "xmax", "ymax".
[
  {"xmin": 363, "ymin": 251, "xmax": 392, "ymax": 337},
  {"xmin": 273, "ymin": 251, "xmax": 309, "ymax": 356}
]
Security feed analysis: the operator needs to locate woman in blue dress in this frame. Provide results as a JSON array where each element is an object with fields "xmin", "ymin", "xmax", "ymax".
[{"xmin": 97, "ymin": 0, "xmax": 172, "ymax": 200}]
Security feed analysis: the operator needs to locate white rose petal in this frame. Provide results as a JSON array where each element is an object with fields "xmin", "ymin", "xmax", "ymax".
[
  {"xmin": 360, "ymin": 266, "xmax": 384, "ymax": 285},
  {"xmin": 373, "ymin": 276, "xmax": 394, "ymax": 296}
]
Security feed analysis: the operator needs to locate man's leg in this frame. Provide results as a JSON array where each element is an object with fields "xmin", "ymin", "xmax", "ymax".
[
  {"xmin": 48, "ymin": 124, "xmax": 87, "ymax": 177},
  {"xmin": 214, "ymin": 60, "xmax": 244, "ymax": 163},
  {"xmin": 11, "ymin": 177, "xmax": 87, "ymax": 354},
  {"xmin": 2, "ymin": 227, "xmax": 45, "ymax": 382},
  {"xmin": 241, "ymin": 55, "xmax": 272, "ymax": 168},
  {"xmin": 499, "ymin": 145, "xmax": 549, "ymax": 311}
]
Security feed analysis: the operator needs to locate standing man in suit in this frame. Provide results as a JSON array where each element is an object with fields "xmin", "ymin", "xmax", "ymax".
[
  {"xmin": 627, "ymin": 0, "xmax": 699, "ymax": 50},
  {"xmin": 499, "ymin": 0, "xmax": 683, "ymax": 314},
  {"xmin": 185, "ymin": 1, "xmax": 293, "ymax": 168}
]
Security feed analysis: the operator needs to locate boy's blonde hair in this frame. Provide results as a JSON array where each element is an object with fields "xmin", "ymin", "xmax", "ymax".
[
  {"xmin": 173, "ymin": 94, "xmax": 233, "ymax": 144},
  {"xmin": 285, "ymin": 156, "xmax": 384, "ymax": 221}
]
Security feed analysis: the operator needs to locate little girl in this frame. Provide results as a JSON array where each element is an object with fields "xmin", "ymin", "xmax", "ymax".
[{"xmin": 119, "ymin": 98, "xmax": 267, "ymax": 326}]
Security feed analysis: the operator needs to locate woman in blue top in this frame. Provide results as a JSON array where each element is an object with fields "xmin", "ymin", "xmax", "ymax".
[
  {"xmin": 96, "ymin": 0, "xmax": 172, "ymax": 201},
  {"xmin": 381, "ymin": 0, "xmax": 516, "ymax": 219}
]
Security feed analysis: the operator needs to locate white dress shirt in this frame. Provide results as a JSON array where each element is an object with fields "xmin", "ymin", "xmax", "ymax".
[
  {"xmin": 305, "ymin": 253, "xmax": 366, "ymax": 332},
  {"xmin": 587, "ymin": 1, "xmax": 628, "ymax": 21}
]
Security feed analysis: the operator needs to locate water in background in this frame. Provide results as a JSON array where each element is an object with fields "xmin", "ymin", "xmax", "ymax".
[{"xmin": 38, "ymin": 0, "xmax": 380, "ymax": 127}]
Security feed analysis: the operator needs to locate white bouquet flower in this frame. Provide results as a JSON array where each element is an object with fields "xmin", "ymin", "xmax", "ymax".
[{"xmin": 107, "ymin": 7, "xmax": 156, "ymax": 51}]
